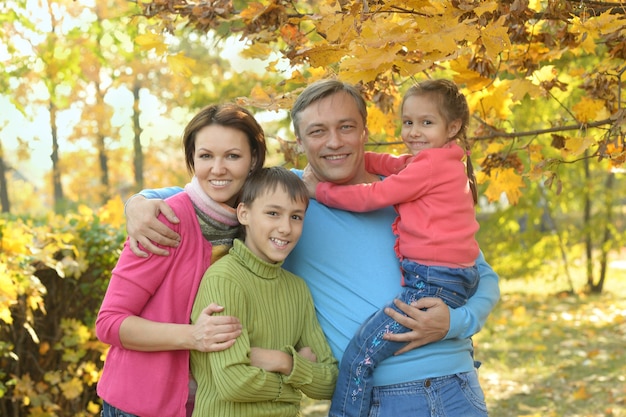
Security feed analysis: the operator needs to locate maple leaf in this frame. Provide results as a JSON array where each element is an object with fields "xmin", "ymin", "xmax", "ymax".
[
  {"xmin": 572, "ymin": 97, "xmax": 610, "ymax": 123},
  {"xmin": 483, "ymin": 167, "xmax": 525, "ymax": 204},
  {"xmin": 450, "ymin": 58, "xmax": 492, "ymax": 90},
  {"xmin": 240, "ymin": 42, "xmax": 273, "ymax": 60},
  {"xmin": 561, "ymin": 136, "xmax": 596, "ymax": 158},
  {"xmin": 481, "ymin": 17, "xmax": 511, "ymax": 61},
  {"xmin": 508, "ymin": 79, "xmax": 543, "ymax": 102},
  {"xmin": 166, "ymin": 52, "xmax": 196, "ymax": 77},
  {"xmin": 59, "ymin": 377, "xmax": 83, "ymax": 400},
  {"xmin": 134, "ymin": 33, "xmax": 167, "ymax": 55}
]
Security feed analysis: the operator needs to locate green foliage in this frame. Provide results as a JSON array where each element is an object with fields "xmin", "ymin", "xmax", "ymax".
[{"xmin": 0, "ymin": 202, "xmax": 125, "ymax": 416}]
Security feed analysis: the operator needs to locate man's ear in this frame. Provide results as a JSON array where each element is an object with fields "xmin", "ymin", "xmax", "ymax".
[
  {"xmin": 447, "ymin": 119, "xmax": 462, "ymax": 139},
  {"xmin": 237, "ymin": 203, "xmax": 249, "ymax": 225}
]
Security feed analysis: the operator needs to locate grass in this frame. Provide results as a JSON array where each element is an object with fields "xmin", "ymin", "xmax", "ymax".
[{"xmin": 302, "ymin": 260, "xmax": 626, "ymax": 417}]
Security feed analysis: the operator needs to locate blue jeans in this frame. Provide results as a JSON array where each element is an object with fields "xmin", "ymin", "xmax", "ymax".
[
  {"xmin": 369, "ymin": 371, "xmax": 488, "ymax": 417},
  {"xmin": 101, "ymin": 402, "xmax": 138, "ymax": 417},
  {"xmin": 329, "ymin": 261, "xmax": 480, "ymax": 417}
]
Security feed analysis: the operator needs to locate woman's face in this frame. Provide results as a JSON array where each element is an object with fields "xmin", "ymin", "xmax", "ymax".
[{"xmin": 193, "ymin": 125, "xmax": 255, "ymax": 207}]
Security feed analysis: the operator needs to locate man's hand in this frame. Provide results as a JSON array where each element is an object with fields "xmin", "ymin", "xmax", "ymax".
[
  {"xmin": 125, "ymin": 195, "xmax": 181, "ymax": 257},
  {"xmin": 383, "ymin": 297, "xmax": 450, "ymax": 355}
]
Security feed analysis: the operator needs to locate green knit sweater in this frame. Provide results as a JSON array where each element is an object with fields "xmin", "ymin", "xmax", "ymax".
[{"xmin": 190, "ymin": 239, "xmax": 338, "ymax": 417}]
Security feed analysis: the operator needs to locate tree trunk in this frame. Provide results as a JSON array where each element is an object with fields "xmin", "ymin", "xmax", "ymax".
[
  {"xmin": 0, "ymin": 141, "xmax": 10, "ymax": 213},
  {"xmin": 49, "ymin": 101, "xmax": 65, "ymax": 213},
  {"xmin": 132, "ymin": 80, "xmax": 144, "ymax": 191},
  {"xmin": 582, "ymin": 156, "xmax": 593, "ymax": 288},
  {"xmin": 96, "ymin": 88, "xmax": 110, "ymax": 204},
  {"xmin": 589, "ymin": 171, "xmax": 615, "ymax": 294}
]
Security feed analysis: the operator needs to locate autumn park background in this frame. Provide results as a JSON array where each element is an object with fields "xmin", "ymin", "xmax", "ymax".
[{"xmin": 1, "ymin": 0, "xmax": 625, "ymax": 416}]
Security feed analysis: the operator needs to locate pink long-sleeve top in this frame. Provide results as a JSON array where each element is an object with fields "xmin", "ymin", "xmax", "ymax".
[
  {"xmin": 96, "ymin": 192, "xmax": 213, "ymax": 417},
  {"xmin": 316, "ymin": 144, "xmax": 479, "ymax": 267}
]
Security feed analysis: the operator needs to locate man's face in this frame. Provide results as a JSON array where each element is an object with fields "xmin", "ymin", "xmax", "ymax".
[{"xmin": 295, "ymin": 91, "xmax": 369, "ymax": 185}]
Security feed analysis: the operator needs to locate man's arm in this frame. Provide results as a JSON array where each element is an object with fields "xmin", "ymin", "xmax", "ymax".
[
  {"xmin": 383, "ymin": 251, "xmax": 499, "ymax": 355},
  {"xmin": 125, "ymin": 187, "xmax": 183, "ymax": 257}
]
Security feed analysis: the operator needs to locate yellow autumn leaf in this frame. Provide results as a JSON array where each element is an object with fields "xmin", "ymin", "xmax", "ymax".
[
  {"xmin": 367, "ymin": 105, "xmax": 397, "ymax": 138},
  {"xmin": 483, "ymin": 167, "xmax": 525, "ymax": 204},
  {"xmin": 449, "ymin": 58, "xmax": 492, "ymax": 90},
  {"xmin": 239, "ymin": 42, "xmax": 273, "ymax": 60},
  {"xmin": 530, "ymin": 65, "xmax": 557, "ymax": 84},
  {"xmin": 0, "ymin": 265, "xmax": 16, "ymax": 324},
  {"xmin": 528, "ymin": 144, "xmax": 543, "ymax": 163},
  {"xmin": 1, "ymin": 221, "xmax": 32, "ymax": 254},
  {"xmin": 134, "ymin": 33, "xmax": 167, "ymax": 55},
  {"xmin": 59, "ymin": 377, "xmax": 83, "ymax": 400},
  {"xmin": 98, "ymin": 196, "xmax": 125, "ymax": 228},
  {"xmin": 249, "ymin": 84, "xmax": 272, "ymax": 105},
  {"xmin": 167, "ymin": 53, "xmax": 196, "ymax": 77},
  {"xmin": 573, "ymin": 384, "xmax": 592, "ymax": 400},
  {"xmin": 473, "ymin": 1, "xmax": 498, "ymax": 17},
  {"xmin": 572, "ymin": 97, "xmax": 609, "ymax": 123},
  {"xmin": 298, "ymin": 45, "xmax": 345, "ymax": 69},
  {"xmin": 508, "ymin": 78, "xmax": 543, "ymax": 102},
  {"xmin": 471, "ymin": 81, "xmax": 512, "ymax": 120},
  {"xmin": 316, "ymin": 10, "xmax": 352, "ymax": 43},
  {"xmin": 239, "ymin": 2, "xmax": 266, "ymax": 23},
  {"xmin": 481, "ymin": 17, "xmax": 511, "ymax": 61},
  {"xmin": 561, "ymin": 136, "xmax": 596, "ymax": 157},
  {"xmin": 87, "ymin": 401, "xmax": 101, "ymax": 415}
]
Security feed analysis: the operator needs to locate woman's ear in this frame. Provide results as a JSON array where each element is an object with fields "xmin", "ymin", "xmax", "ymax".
[{"xmin": 237, "ymin": 203, "xmax": 249, "ymax": 225}]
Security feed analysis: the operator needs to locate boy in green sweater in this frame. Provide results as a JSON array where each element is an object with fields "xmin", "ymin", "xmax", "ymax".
[{"xmin": 190, "ymin": 166, "xmax": 338, "ymax": 417}]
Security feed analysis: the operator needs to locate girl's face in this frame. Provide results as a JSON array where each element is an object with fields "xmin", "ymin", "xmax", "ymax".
[
  {"xmin": 400, "ymin": 95, "xmax": 461, "ymax": 155},
  {"xmin": 193, "ymin": 125, "xmax": 255, "ymax": 207}
]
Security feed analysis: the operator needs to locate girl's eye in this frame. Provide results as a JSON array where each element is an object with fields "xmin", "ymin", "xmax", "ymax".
[
  {"xmin": 291, "ymin": 215, "xmax": 303, "ymax": 221},
  {"xmin": 226, "ymin": 154, "xmax": 241, "ymax": 160}
]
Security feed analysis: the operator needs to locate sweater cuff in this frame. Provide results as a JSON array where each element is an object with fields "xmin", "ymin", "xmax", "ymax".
[{"xmin": 281, "ymin": 345, "xmax": 313, "ymax": 387}]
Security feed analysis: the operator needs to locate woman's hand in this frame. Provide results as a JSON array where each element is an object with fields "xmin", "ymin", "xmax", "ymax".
[{"xmin": 191, "ymin": 304, "xmax": 242, "ymax": 352}]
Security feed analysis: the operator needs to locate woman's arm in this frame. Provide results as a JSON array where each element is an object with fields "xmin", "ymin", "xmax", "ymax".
[{"xmin": 119, "ymin": 304, "xmax": 241, "ymax": 352}]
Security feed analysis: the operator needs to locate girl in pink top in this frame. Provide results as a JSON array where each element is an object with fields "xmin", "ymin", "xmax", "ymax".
[
  {"xmin": 309, "ymin": 79, "xmax": 481, "ymax": 417},
  {"xmin": 96, "ymin": 104, "xmax": 266, "ymax": 417}
]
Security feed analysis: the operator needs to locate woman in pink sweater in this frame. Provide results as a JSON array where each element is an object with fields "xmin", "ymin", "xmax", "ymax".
[
  {"xmin": 306, "ymin": 79, "xmax": 482, "ymax": 417},
  {"xmin": 96, "ymin": 104, "xmax": 266, "ymax": 417}
]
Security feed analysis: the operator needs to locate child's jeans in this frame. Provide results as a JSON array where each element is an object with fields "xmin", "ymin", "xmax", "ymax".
[
  {"xmin": 328, "ymin": 261, "xmax": 480, "ymax": 417},
  {"xmin": 101, "ymin": 402, "xmax": 138, "ymax": 417}
]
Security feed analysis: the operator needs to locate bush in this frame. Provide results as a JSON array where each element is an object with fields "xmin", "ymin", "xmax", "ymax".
[{"xmin": 0, "ymin": 199, "xmax": 126, "ymax": 417}]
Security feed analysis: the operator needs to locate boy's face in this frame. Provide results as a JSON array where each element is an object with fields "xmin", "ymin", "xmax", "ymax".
[{"xmin": 237, "ymin": 187, "xmax": 307, "ymax": 264}]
